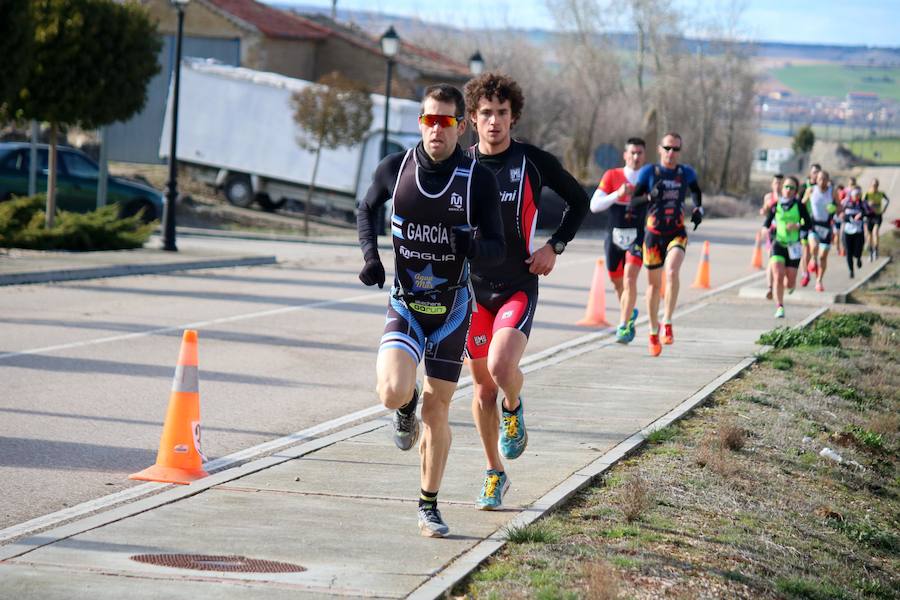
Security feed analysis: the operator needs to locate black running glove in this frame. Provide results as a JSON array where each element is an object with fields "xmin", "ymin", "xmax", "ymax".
[
  {"xmin": 691, "ymin": 207, "xmax": 704, "ymax": 231},
  {"xmin": 359, "ymin": 258, "xmax": 385, "ymax": 288},
  {"xmin": 450, "ymin": 225, "xmax": 474, "ymax": 258}
]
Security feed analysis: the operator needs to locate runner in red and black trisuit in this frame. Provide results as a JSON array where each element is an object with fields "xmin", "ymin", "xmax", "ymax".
[
  {"xmin": 629, "ymin": 132, "xmax": 703, "ymax": 357},
  {"xmin": 463, "ymin": 73, "xmax": 589, "ymax": 510},
  {"xmin": 358, "ymin": 84, "xmax": 505, "ymax": 538}
]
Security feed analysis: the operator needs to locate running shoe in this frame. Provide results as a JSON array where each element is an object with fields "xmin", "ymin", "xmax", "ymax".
[
  {"xmin": 815, "ymin": 281, "xmax": 824, "ymax": 292},
  {"xmin": 849, "ymin": 270, "xmax": 855, "ymax": 279},
  {"xmin": 499, "ymin": 397, "xmax": 528, "ymax": 460},
  {"xmin": 807, "ymin": 262, "xmax": 818, "ymax": 275},
  {"xmin": 774, "ymin": 305, "xmax": 785, "ymax": 319},
  {"xmin": 800, "ymin": 273, "xmax": 810, "ymax": 287},
  {"xmin": 615, "ymin": 323, "xmax": 634, "ymax": 344},
  {"xmin": 856, "ymin": 257, "xmax": 862, "ymax": 268},
  {"xmin": 648, "ymin": 329, "xmax": 662, "ymax": 357},
  {"xmin": 630, "ymin": 308, "xmax": 639, "ymax": 325},
  {"xmin": 417, "ymin": 503, "xmax": 449, "ymax": 537},
  {"xmin": 663, "ymin": 323, "xmax": 674, "ymax": 345},
  {"xmin": 392, "ymin": 386, "xmax": 420, "ymax": 451},
  {"xmin": 476, "ymin": 469, "xmax": 510, "ymax": 510}
]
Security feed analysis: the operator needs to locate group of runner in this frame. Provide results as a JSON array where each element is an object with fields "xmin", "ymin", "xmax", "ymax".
[
  {"xmin": 357, "ymin": 74, "xmax": 704, "ymax": 538},
  {"xmin": 759, "ymin": 164, "xmax": 890, "ymax": 317}
]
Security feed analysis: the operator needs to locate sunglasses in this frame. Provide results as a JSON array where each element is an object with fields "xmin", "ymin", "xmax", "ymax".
[
  {"xmin": 660, "ymin": 145, "xmax": 681, "ymax": 152},
  {"xmin": 783, "ymin": 185, "xmax": 797, "ymax": 190},
  {"xmin": 419, "ymin": 114, "xmax": 462, "ymax": 128}
]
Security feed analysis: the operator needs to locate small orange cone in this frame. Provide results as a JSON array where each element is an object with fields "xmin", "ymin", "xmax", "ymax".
[
  {"xmin": 130, "ymin": 330, "xmax": 208, "ymax": 485},
  {"xmin": 691, "ymin": 241, "xmax": 711, "ymax": 289},
  {"xmin": 751, "ymin": 231, "xmax": 764, "ymax": 270},
  {"xmin": 577, "ymin": 258, "xmax": 611, "ymax": 327}
]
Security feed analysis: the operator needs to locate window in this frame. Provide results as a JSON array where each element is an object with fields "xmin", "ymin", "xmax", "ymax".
[
  {"xmin": 61, "ymin": 151, "xmax": 99, "ymax": 178},
  {"xmin": 1, "ymin": 150, "xmax": 26, "ymax": 171}
]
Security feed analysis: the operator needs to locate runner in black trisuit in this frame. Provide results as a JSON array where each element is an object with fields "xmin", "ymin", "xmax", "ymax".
[
  {"xmin": 462, "ymin": 73, "xmax": 589, "ymax": 510},
  {"xmin": 357, "ymin": 84, "xmax": 505, "ymax": 537}
]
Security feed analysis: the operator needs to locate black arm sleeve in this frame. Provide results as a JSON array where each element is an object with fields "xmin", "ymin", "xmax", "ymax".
[
  {"xmin": 357, "ymin": 153, "xmax": 404, "ymax": 263},
  {"xmin": 470, "ymin": 165, "xmax": 505, "ymax": 265},
  {"xmin": 527, "ymin": 146, "xmax": 589, "ymax": 243},
  {"xmin": 689, "ymin": 180, "xmax": 702, "ymax": 208},
  {"xmin": 762, "ymin": 205, "xmax": 776, "ymax": 229},
  {"xmin": 798, "ymin": 201, "xmax": 812, "ymax": 237}
]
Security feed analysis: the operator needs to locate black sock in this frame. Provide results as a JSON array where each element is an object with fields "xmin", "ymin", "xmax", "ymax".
[
  {"xmin": 419, "ymin": 489, "xmax": 437, "ymax": 508},
  {"xmin": 502, "ymin": 397, "xmax": 519, "ymax": 414},
  {"xmin": 398, "ymin": 388, "xmax": 419, "ymax": 415}
]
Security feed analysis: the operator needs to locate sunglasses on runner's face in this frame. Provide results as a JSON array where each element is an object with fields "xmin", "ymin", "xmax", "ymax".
[
  {"xmin": 419, "ymin": 114, "xmax": 462, "ymax": 128},
  {"xmin": 661, "ymin": 145, "xmax": 681, "ymax": 152},
  {"xmin": 783, "ymin": 185, "xmax": 796, "ymax": 190}
]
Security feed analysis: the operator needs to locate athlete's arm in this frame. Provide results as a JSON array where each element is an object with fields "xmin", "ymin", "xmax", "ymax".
[
  {"xmin": 528, "ymin": 146, "xmax": 589, "ymax": 244},
  {"xmin": 762, "ymin": 204, "xmax": 776, "ymax": 230},
  {"xmin": 357, "ymin": 153, "xmax": 404, "ymax": 286},
  {"xmin": 798, "ymin": 201, "xmax": 812, "ymax": 237},
  {"xmin": 468, "ymin": 164, "xmax": 505, "ymax": 265},
  {"xmin": 629, "ymin": 165, "xmax": 653, "ymax": 207},
  {"xmin": 589, "ymin": 171, "xmax": 620, "ymax": 213}
]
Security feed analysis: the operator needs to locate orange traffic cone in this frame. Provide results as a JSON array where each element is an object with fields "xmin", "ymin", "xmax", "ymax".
[
  {"xmin": 130, "ymin": 330, "xmax": 208, "ymax": 485},
  {"xmin": 751, "ymin": 231, "xmax": 764, "ymax": 270},
  {"xmin": 577, "ymin": 258, "xmax": 611, "ymax": 327},
  {"xmin": 691, "ymin": 241, "xmax": 711, "ymax": 289}
]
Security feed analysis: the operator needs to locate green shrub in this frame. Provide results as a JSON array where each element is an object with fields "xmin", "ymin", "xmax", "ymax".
[
  {"xmin": 758, "ymin": 313, "xmax": 886, "ymax": 349},
  {"xmin": 0, "ymin": 195, "xmax": 152, "ymax": 251}
]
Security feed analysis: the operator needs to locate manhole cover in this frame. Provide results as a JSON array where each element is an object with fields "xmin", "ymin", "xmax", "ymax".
[{"xmin": 130, "ymin": 553, "xmax": 305, "ymax": 573}]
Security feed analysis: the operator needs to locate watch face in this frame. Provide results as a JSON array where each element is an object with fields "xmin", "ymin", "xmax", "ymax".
[{"xmin": 553, "ymin": 241, "xmax": 566, "ymax": 254}]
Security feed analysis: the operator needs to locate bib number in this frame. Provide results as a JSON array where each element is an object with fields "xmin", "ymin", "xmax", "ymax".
[
  {"xmin": 787, "ymin": 242, "xmax": 802, "ymax": 260},
  {"xmin": 612, "ymin": 227, "xmax": 638, "ymax": 250},
  {"xmin": 843, "ymin": 221, "xmax": 860, "ymax": 235},
  {"xmin": 814, "ymin": 225, "xmax": 831, "ymax": 239}
]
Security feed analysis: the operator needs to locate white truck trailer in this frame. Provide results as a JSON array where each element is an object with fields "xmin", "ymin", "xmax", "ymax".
[{"xmin": 159, "ymin": 59, "xmax": 422, "ymax": 221}]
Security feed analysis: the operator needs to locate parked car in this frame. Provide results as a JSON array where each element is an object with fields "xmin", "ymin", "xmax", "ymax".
[{"xmin": 0, "ymin": 142, "xmax": 164, "ymax": 223}]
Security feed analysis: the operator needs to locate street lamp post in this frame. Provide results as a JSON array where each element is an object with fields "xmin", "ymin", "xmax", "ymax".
[
  {"xmin": 163, "ymin": 0, "xmax": 190, "ymax": 252},
  {"xmin": 377, "ymin": 26, "xmax": 400, "ymax": 235},
  {"xmin": 469, "ymin": 50, "xmax": 484, "ymax": 76}
]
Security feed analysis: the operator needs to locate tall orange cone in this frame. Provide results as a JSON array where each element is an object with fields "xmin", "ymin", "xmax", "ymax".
[
  {"xmin": 751, "ymin": 231, "xmax": 764, "ymax": 270},
  {"xmin": 691, "ymin": 240, "xmax": 711, "ymax": 289},
  {"xmin": 130, "ymin": 330, "xmax": 208, "ymax": 485},
  {"xmin": 577, "ymin": 258, "xmax": 611, "ymax": 327}
]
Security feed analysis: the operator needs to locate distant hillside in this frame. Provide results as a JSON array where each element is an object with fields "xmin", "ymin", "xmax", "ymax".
[{"xmin": 277, "ymin": 3, "xmax": 900, "ymax": 65}]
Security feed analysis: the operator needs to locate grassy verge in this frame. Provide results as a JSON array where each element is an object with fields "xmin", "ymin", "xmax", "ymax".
[
  {"xmin": 456, "ymin": 314, "xmax": 899, "ymax": 598},
  {"xmin": 849, "ymin": 230, "xmax": 899, "ymax": 307}
]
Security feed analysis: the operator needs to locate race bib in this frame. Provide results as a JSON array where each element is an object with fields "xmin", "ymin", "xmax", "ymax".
[
  {"xmin": 814, "ymin": 225, "xmax": 831, "ymax": 239},
  {"xmin": 843, "ymin": 221, "xmax": 860, "ymax": 235},
  {"xmin": 787, "ymin": 242, "xmax": 802, "ymax": 260},
  {"xmin": 612, "ymin": 227, "xmax": 638, "ymax": 250}
]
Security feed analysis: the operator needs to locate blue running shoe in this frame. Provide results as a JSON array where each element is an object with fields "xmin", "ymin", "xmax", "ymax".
[
  {"xmin": 615, "ymin": 323, "xmax": 631, "ymax": 344},
  {"xmin": 629, "ymin": 308, "xmax": 639, "ymax": 327},
  {"xmin": 499, "ymin": 397, "xmax": 528, "ymax": 459},
  {"xmin": 476, "ymin": 469, "xmax": 510, "ymax": 510}
]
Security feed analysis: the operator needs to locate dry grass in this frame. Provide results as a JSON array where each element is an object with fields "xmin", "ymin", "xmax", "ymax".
[
  {"xmin": 617, "ymin": 473, "xmax": 652, "ymax": 523},
  {"xmin": 718, "ymin": 418, "xmax": 747, "ymax": 451},
  {"xmin": 583, "ymin": 561, "xmax": 621, "ymax": 600}
]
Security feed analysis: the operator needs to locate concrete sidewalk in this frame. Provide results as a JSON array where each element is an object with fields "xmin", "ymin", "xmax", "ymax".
[{"xmin": 0, "ymin": 246, "xmax": 890, "ymax": 599}]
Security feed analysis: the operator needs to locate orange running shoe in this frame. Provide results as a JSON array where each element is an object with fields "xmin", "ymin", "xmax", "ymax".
[
  {"xmin": 648, "ymin": 330, "xmax": 662, "ymax": 357},
  {"xmin": 663, "ymin": 323, "xmax": 674, "ymax": 345}
]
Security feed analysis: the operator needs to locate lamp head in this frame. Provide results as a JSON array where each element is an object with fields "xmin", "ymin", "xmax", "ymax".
[
  {"xmin": 469, "ymin": 51, "xmax": 484, "ymax": 76},
  {"xmin": 380, "ymin": 25, "xmax": 400, "ymax": 58}
]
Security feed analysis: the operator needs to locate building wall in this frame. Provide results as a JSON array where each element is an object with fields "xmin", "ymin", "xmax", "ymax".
[{"xmin": 257, "ymin": 38, "xmax": 318, "ymax": 80}]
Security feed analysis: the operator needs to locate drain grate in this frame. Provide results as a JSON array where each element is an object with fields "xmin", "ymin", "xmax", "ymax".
[{"xmin": 130, "ymin": 553, "xmax": 306, "ymax": 573}]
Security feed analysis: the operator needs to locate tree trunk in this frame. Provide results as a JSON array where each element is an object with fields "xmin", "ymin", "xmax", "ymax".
[
  {"xmin": 719, "ymin": 98, "xmax": 737, "ymax": 192},
  {"xmin": 46, "ymin": 123, "xmax": 58, "ymax": 228},
  {"xmin": 305, "ymin": 138, "xmax": 323, "ymax": 237}
]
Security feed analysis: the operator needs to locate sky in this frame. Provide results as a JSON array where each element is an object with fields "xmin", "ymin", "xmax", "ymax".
[{"xmin": 269, "ymin": 0, "xmax": 900, "ymax": 48}]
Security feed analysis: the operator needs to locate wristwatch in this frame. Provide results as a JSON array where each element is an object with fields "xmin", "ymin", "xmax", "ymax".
[{"xmin": 549, "ymin": 238, "xmax": 566, "ymax": 255}]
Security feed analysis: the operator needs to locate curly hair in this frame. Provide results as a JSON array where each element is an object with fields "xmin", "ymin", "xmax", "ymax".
[{"xmin": 464, "ymin": 72, "xmax": 525, "ymax": 122}]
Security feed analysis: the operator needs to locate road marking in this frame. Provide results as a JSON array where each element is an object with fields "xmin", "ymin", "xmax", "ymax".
[{"xmin": 0, "ymin": 290, "xmax": 386, "ymax": 362}]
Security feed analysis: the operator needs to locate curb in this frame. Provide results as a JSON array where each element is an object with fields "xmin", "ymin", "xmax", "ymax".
[
  {"xmin": 0, "ymin": 255, "xmax": 277, "ymax": 286},
  {"xmin": 409, "ymin": 304, "xmax": 831, "ymax": 600},
  {"xmin": 836, "ymin": 255, "xmax": 893, "ymax": 302}
]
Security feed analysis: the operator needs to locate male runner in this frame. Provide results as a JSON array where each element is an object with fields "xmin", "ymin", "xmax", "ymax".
[
  {"xmin": 462, "ymin": 72, "xmax": 589, "ymax": 509},
  {"xmin": 863, "ymin": 178, "xmax": 890, "ymax": 260},
  {"xmin": 357, "ymin": 84, "xmax": 505, "ymax": 537},
  {"xmin": 590, "ymin": 137, "xmax": 648, "ymax": 343},
  {"xmin": 801, "ymin": 169, "xmax": 837, "ymax": 292},
  {"xmin": 798, "ymin": 163, "xmax": 821, "ymax": 280},
  {"xmin": 630, "ymin": 132, "xmax": 703, "ymax": 357}
]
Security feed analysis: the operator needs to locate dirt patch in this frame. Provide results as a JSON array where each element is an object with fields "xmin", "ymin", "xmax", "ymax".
[{"xmin": 456, "ymin": 310, "xmax": 899, "ymax": 599}]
